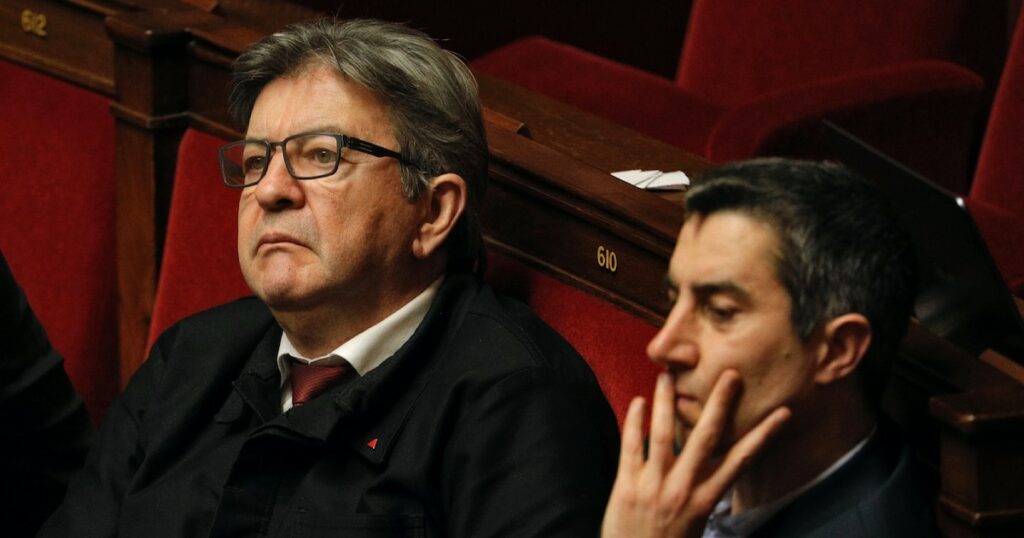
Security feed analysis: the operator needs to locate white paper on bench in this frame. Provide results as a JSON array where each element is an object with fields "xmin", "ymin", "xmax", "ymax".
[{"xmin": 611, "ymin": 169, "xmax": 690, "ymax": 191}]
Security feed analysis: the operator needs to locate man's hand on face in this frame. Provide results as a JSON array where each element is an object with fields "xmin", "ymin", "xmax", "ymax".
[{"xmin": 601, "ymin": 370, "xmax": 791, "ymax": 538}]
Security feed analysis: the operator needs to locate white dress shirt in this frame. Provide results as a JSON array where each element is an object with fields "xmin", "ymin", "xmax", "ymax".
[{"xmin": 276, "ymin": 277, "xmax": 443, "ymax": 411}]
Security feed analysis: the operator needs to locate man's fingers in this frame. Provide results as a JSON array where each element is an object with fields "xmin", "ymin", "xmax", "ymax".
[
  {"xmin": 671, "ymin": 369, "xmax": 741, "ymax": 480},
  {"xmin": 616, "ymin": 396, "xmax": 647, "ymax": 478},
  {"xmin": 646, "ymin": 372, "xmax": 677, "ymax": 473},
  {"xmin": 701, "ymin": 406, "xmax": 791, "ymax": 496}
]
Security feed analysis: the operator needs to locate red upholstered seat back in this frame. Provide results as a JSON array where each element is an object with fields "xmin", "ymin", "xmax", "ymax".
[
  {"xmin": 486, "ymin": 251, "xmax": 661, "ymax": 427},
  {"xmin": 677, "ymin": 0, "xmax": 970, "ymax": 106},
  {"xmin": 146, "ymin": 129, "xmax": 250, "ymax": 347},
  {"xmin": 971, "ymin": 11, "xmax": 1024, "ymax": 212},
  {"xmin": 968, "ymin": 10, "xmax": 1024, "ymax": 295},
  {"xmin": 0, "ymin": 60, "xmax": 118, "ymax": 423}
]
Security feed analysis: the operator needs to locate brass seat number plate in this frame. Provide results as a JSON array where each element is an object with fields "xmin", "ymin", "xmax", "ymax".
[
  {"xmin": 21, "ymin": 9, "xmax": 48, "ymax": 38},
  {"xmin": 597, "ymin": 246, "xmax": 618, "ymax": 273}
]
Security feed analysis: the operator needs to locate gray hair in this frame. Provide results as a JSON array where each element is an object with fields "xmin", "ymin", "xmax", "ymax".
[{"xmin": 229, "ymin": 18, "xmax": 488, "ymax": 274}]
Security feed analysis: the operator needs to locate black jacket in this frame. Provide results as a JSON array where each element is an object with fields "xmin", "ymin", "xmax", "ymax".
[
  {"xmin": 0, "ymin": 252, "xmax": 93, "ymax": 537},
  {"xmin": 751, "ymin": 421, "xmax": 937, "ymax": 538},
  {"xmin": 41, "ymin": 275, "xmax": 620, "ymax": 537}
]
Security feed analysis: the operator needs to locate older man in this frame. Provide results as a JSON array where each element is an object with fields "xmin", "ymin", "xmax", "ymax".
[
  {"xmin": 42, "ymin": 19, "xmax": 618, "ymax": 536},
  {"xmin": 602, "ymin": 159, "xmax": 936, "ymax": 537}
]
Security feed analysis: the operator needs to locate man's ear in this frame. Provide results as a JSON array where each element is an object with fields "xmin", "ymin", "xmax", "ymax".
[
  {"xmin": 813, "ymin": 313, "xmax": 872, "ymax": 385},
  {"xmin": 412, "ymin": 173, "xmax": 467, "ymax": 260}
]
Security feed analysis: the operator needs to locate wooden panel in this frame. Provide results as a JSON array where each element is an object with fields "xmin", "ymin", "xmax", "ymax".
[
  {"xmin": 186, "ymin": 22, "xmax": 255, "ymax": 139},
  {"xmin": 475, "ymin": 75, "xmax": 713, "ymax": 320},
  {"xmin": 932, "ymin": 387, "xmax": 1024, "ymax": 537},
  {"xmin": 0, "ymin": 0, "xmax": 117, "ymax": 94},
  {"xmin": 106, "ymin": 7, "xmax": 221, "ymax": 381},
  {"xmin": 0, "ymin": 0, "xmax": 180, "ymax": 95},
  {"xmin": 884, "ymin": 322, "xmax": 1019, "ymax": 465},
  {"xmin": 485, "ymin": 126, "xmax": 682, "ymax": 323}
]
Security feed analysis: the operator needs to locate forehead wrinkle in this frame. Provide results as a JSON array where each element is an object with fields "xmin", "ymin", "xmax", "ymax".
[{"xmin": 290, "ymin": 123, "xmax": 349, "ymax": 137}]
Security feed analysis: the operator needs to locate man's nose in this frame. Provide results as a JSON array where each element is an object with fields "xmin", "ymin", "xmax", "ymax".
[
  {"xmin": 646, "ymin": 300, "xmax": 699, "ymax": 369},
  {"xmin": 253, "ymin": 150, "xmax": 305, "ymax": 210}
]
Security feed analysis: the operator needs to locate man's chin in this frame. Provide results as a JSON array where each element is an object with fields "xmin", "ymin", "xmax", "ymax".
[
  {"xmin": 259, "ymin": 289, "xmax": 320, "ymax": 313},
  {"xmin": 246, "ymin": 276, "xmax": 316, "ymax": 312}
]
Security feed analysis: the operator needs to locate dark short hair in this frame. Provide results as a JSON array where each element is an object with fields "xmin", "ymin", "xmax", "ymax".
[
  {"xmin": 229, "ymin": 18, "xmax": 488, "ymax": 274},
  {"xmin": 684, "ymin": 158, "xmax": 917, "ymax": 403}
]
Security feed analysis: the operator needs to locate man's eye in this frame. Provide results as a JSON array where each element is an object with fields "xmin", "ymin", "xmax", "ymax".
[
  {"xmin": 244, "ymin": 155, "xmax": 266, "ymax": 172},
  {"xmin": 312, "ymin": 148, "xmax": 338, "ymax": 165},
  {"xmin": 703, "ymin": 303, "xmax": 737, "ymax": 323}
]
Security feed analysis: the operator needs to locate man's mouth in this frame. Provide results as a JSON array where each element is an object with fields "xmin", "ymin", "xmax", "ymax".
[
  {"xmin": 674, "ymin": 393, "xmax": 702, "ymax": 425},
  {"xmin": 256, "ymin": 232, "xmax": 307, "ymax": 252}
]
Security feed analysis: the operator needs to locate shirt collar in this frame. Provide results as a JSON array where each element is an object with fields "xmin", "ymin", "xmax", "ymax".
[
  {"xmin": 276, "ymin": 276, "xmax": 444, "ymax": 383},
  {"xmin": 704, "ymin": 427, "xmax": 877, "ymax": 538}
]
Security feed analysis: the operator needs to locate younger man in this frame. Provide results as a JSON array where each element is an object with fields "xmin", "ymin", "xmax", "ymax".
[{"xmin": 603, "ymin": 159, "xmax": 934, "ymax": 537}]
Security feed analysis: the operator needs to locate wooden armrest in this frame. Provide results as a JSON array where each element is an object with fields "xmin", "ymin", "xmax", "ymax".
[
  {"xmin": 482, "ymin": 108, "xmax": 528, "ymax": 136},
  {"xmin": 931, "ymin": 387, "xmax": 1024, "ymax": 535},
  {"xmin": 932, "ymin": 387, "xmax": 1024, "ymax": 435}
]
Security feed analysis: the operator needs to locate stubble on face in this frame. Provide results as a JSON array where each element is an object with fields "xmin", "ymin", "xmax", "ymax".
[{"xmin": 657, "ymin": 212, "xmax": 817, "ymax": 446}]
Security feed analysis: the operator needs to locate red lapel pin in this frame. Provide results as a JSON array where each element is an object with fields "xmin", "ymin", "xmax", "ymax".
[{"xmin": 367, "ymin": 438, "xmax": 379, "ymax": 450}]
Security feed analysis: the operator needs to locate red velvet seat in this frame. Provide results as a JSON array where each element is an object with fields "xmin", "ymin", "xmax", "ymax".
[
  {"xmin": 966, "ymin": 9, "xmax": 1024, "ymax": 297},
  {"xmin": 0, "ymin": 60, "xmax": 119, "ymax": 423},
  {"xmin": 486, "ymin": 251, "xmax": 661, "ymax": 426},
  {"xmin": 146, "ymin": 129, "xmax": 249, "ymax": 348},
  {"xmin": 473, "ymin": 0, "xmax": 984, "ymax": 194},
  {"xmin": 150, "ymin": 129, "xmax": 662, "ymax": 425}
]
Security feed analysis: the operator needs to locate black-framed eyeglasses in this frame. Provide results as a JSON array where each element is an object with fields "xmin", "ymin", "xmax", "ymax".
[{"xmin": 218, "ymin": 131, "xmax": 427, "ymax": 188}]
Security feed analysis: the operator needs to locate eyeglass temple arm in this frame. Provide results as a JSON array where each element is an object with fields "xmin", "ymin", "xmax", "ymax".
[
  {"xmin": 344, "ymin": 136, "xmax": 403, "ymax": 159},
  {"xmin": 343, "ymin": 136, "xmax": 435, "ymax": 173}
]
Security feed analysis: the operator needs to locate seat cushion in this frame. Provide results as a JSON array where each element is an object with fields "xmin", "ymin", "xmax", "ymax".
[{"xmin": 473, "ymin": 36, "xmax": 724, "ymax": 155}]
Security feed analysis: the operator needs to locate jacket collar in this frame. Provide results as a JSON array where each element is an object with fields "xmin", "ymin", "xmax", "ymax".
[
  {"xmin": 223, "ymin": 275, "xmax": 478, "ymax": 463},
  {"xmin": 750, "ymin": 419, "xmax": 909, "ymax": 537}
]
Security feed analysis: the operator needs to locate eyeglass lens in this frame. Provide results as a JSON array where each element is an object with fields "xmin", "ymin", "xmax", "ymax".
[{"xmin": 221, "ymin": 134, "xmax": 343, "ymax": 186}]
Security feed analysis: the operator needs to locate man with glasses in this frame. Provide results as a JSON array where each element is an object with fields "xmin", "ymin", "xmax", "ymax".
[{"xmin": 42, "ymin": 19, "xmax": 618, "ymax": 536}]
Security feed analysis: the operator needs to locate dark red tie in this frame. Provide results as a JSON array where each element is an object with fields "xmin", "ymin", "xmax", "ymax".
[{"xmin": 289, "ymin": 359, "xmax": 351, "ymax": 406}]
